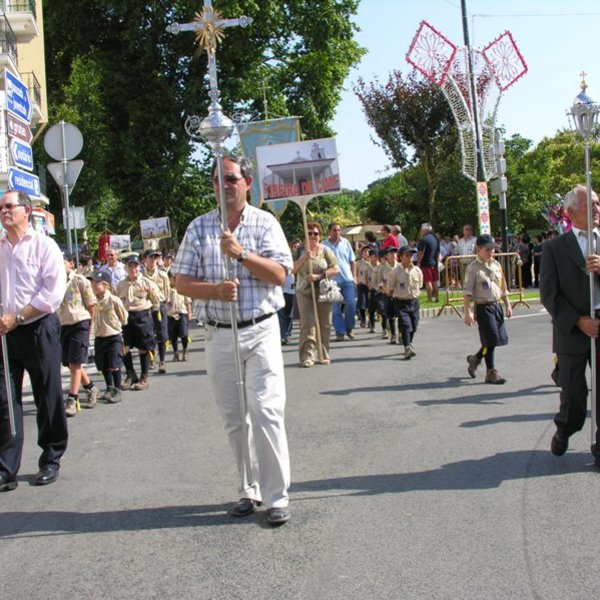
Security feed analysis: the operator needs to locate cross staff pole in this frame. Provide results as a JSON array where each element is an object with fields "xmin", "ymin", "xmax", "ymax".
[
  {"xmin": 0, "ymin": 287, "xmax": 16, "ymax": 437},
  {"xmin": 167, "ymin": 1, "xmax": 254, "ymax": 490},
  {"xmin": 584, "ymin": 142, "xmax": 597, "ymax": 447},
  {"xmin": 567, "ymin": 77, "xmax": 600, "ymax": 450}
]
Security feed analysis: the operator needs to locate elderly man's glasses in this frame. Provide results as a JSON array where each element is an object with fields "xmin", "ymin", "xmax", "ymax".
[
  {"xmin": 213, "ymin": 175, "xmax": 244, "ymax": 185},
  {"xmin": 0, "ymin": 203, "xmax": 24, "ymax": 211}
]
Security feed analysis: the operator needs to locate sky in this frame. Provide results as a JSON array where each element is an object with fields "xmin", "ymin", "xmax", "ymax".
[{"xmin": 331, "ymin": 0, "xmax": 600, "ymax": 191}]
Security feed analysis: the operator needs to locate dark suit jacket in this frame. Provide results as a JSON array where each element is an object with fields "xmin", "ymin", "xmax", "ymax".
[{"xmin": 540, "ymin": 230, "xmax": 595, "ymax": 355}]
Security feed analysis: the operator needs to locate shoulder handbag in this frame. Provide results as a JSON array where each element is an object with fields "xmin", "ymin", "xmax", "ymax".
[{"xmin": 318, "ymin": 277, "xmax": 344, "ymax": 303}]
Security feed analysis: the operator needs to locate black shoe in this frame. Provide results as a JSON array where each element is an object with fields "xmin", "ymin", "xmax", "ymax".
[
  {"xmin": 551, "ymin": 432, "xmax": 568, "ymax": 457},
  {"xmin": 0, "ymin": 473, "xmax": 17, "ymax": 492},
  {"xmin": 229, "ymin": 497, "xmax": 262, "ymax": 517},
  {"xmin": 266, "ymin": 507, "xmax": 290, "ymax": 525},
  {"xmin": 592, "ymin": 444, "xmax": 600, "ymax": 468},
  {"xmin": 35, "ymin": 467, "xmax": 59, "ymax": 486},
  {"xmin": 467, "ymin": 355, "xmax": 480, "ymax": 378}
]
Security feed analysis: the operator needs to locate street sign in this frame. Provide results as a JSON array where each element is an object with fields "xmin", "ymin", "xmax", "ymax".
[
  {"xmin": 490, "ymin": 176, "xmax": 508, "ymax": 196},
  {"xmin": 9, "ymin": 138, "xmax": 33, "ymax": 171},
  {"xmin": 44, "ymin": 121, "xmax": 83, "ymax": 161},
  {"xmin": 47, "ymin": 160, "xmax": 84, "ymax": 193},
  {"xmin": 4, "ymin": 69, "xmax": 31, "ymax": 123},
  {"xmin": 62, "ymin": 206, "xmax": 86, "ymax": 230},
  {"xmin": 6, "ymin": 112, "xmax": 32, "ymax": 144},
  {"xmin": 8, "ymin": 166, "xmax": 40, "ymax": 197}
]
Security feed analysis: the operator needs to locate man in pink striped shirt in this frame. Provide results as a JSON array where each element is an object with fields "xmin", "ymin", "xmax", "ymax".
[{"xmin": 0, "ymin": 190, "xmax": 67, "ymax": 492}]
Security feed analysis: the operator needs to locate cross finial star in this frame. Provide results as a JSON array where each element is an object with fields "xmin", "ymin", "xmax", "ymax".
[
  {"xmin": 580, "ymin": 70, "xmax": 588, "ymax": 91},
  {"xmin": 166, "ymin": 1, "xmax": 253, "ymax": 54}
]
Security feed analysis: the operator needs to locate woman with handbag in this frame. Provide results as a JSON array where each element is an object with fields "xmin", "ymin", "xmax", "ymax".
[{"xmin": 292, "ymin": 222, "xmax": 340, "ymax": 367}]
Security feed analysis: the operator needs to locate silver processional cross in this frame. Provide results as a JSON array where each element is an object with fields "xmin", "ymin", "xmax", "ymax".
[
  {"xmin": 166, "ymin": 2, "xmax": 255, "ymax": 493},
  {"xmin": 166, "ymin": 1, "xmax": 252, "ymax": 143}
]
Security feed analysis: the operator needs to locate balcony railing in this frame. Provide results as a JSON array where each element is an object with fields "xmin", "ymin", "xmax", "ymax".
[
  {"xmin": 0, "ymin": 15, "xmax": 17, "ymax": 65},
  {"xmin": 20, "ymin": 70, "xmax": 40, "ymax": 107},
  {"xmin": 2, "ymin": 1, "xmax": 36, "ymax": 21}
]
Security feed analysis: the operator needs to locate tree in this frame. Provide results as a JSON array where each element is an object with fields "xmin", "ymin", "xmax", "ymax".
[
  {"xmin": 499, "ymin": 131, "xmax": 600, "ymax": 234},
  {"xmin": 360, "ymin": 173, "xmax": 414, "ymax": 228},
  {"xmin": 41, "ymin": 0, "xmax": 364, "ymax": 246},
  {"xmin": 354, "ymin": 70, "xmax": 458, "ymax": 227}
]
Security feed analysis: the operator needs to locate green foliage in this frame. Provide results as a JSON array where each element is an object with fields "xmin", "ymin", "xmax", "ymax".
[
  {"xmin": 360, "ymin": 173, "xmax": 414, "ymax": 226},
  {"xmin": 41, "ymin": 0, "xmax": 364, "ymax": 249},
  {"xmin": 354, "ymin": 70, "xmax": 459, "ymax": 227},
  {"xmin": 499, "ymin": 130, "xmax": 600, "ymax": 233}
]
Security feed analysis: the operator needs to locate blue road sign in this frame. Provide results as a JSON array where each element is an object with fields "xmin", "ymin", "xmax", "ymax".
[
  {"xmin": 4, "ymin": 69, "xmax": 32, "ymax": 123},
  {"xmin": 8, "ymin": 166, "xmax": 40, "ymax": 197},
  {"xmin": 10, "ymin": 138, "xmax": 34, "ymax": 171}
]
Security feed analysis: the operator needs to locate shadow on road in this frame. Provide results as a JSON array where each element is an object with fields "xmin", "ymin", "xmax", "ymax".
[
  {"xmin": 292, "ymin": 450, "xmax": 593, "ymax": 498},
  {"xmin": 460, "ymin": 412, "xmax": 556, "ymax": 428},
  {"xmin": 321, "ymin": 379, "xmax": 556, "ymax": 406},
  {"xmin": 1, "ymin": 451, "xmax": 594, "ymax": 538},
  {"xmin": 0, "ymin": 502, "xmax": 247, "ymax": 538}
]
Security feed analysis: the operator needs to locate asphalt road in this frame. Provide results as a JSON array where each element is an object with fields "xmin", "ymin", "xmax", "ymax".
[{"xmin": 1, "ymin": 304, "xmax": 599, "ymax": 600}]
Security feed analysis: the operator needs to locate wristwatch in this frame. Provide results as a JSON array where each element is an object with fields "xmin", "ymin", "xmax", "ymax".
[
  {"xmin": 15, "ymin": 313, "xmax": 26, "ymax": 326},
  {"xmin": 237, "ymin": 249, "xmax": 248, "ymax": 263}
]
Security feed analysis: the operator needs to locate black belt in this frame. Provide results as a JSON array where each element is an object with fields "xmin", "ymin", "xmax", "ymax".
[{"xmin": 206, "ymin": 313, "xmax": 274, "ymax": 329}]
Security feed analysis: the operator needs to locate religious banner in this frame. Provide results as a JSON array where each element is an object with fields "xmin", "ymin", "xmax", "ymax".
[
  {"xmin": 256, "ymin": 137, "xmax": 341, "ymax": 202},
  {"xmin": 31, "ymin": 208, "xmax": 56, "ymax": 235},
  {"xmin": 110, "ymin": 234, "xmax": 131, "ymax": 253},
  {"xmin": 238, "ymin": 116, "xmax": 301, "ymax": 214},
  {"xmin": 140, "ymin": 217, "xmax": 171, "ymax": 240}
]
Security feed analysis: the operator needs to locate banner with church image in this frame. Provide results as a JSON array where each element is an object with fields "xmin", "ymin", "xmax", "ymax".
[
  {"xmin": 238, "ymin": 116, "xmax": 301, "ymax": 215},
  {"xmin": 256, "ymin": 137, "xmax": 341, "ymax": 203}
]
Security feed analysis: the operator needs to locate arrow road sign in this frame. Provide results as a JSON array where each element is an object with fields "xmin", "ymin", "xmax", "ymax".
[
  {"xmin": 8, "ymin": 166, "xmax": 40, "ymax": 197},
  {"xmin": 4, "ymin": 69, "xmax": 32, "ymax": 123},
  {"xmin": 6, "ymin": 113, "xmax": 33, "ymax": 144},
  {"xmin": 9, "ymin": 138, "xmax": 33, "ymax": 171}
]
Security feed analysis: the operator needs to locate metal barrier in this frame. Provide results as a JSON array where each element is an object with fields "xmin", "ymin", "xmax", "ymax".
[{"xmin": 437, "ymin": 252, "xmax": 530, "ymax": 317}]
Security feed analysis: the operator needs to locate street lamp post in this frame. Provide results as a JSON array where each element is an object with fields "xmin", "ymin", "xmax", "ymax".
[{"xmin": 567, "ymin": 74, "xmax": 600, "ymax": 448}]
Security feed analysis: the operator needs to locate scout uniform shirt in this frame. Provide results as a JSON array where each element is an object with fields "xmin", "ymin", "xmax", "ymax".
[
  {"xmin": 57, "ymin": 270, "xmax": 97, "ymax": 325},
  {"xmin": 116, "ymin": 275, "xmax": 161, "ymax": 313},
  {"xmin": 94, "ymin": 291, "xmax": 129, "ymax": 337},
  {"xmin": 373, "ymin": 261, "xmax": 394, "ymax": 291},
  {"xmin": 356, "ymin": 257, "xmax": 372, "ymax": 286},
  {"xmin": 463, "ymin": 257, "xmax": 508, "ymax": 303},
  {"xmin": 167, "ymin": 287, "xmax": 192, "ymax": 319},
  {"xmin": 143, "ymin": 267, "xmax": 170, "ymax": 303},
  {"xmin": 387, "ymin": 263, "xmax": 423, "ymax": 300},
  {"xmin": 366, "ymin": 260, "xmax": 379, "ymax": 290}
]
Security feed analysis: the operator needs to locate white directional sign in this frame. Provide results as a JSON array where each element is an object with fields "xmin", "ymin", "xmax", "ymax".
[
  {"xmin": 9, "ymin": 138, "xmax": 33, "ymax": 171},
  {"xmin": 8, "ymin": 166, "xmax": 40, "ymax": 197},
  {"xmin": 4, "ymin": 69, "xmax": 31, "ymax": 123}
]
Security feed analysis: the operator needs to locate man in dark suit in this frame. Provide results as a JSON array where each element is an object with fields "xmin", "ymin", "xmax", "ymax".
[{"xmin": 540, "ymin": 184, "xmax": 600, "ymax": 466}]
